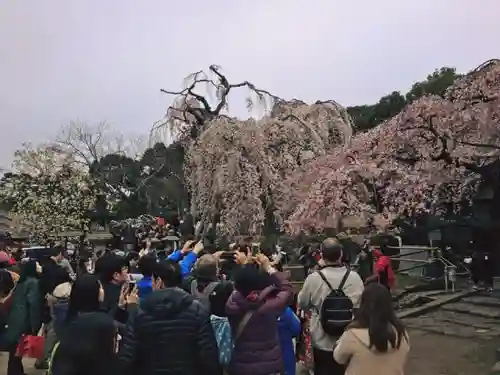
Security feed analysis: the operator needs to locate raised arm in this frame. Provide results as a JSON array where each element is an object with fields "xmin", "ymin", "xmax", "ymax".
[
  {"xmin": 167, "ymin": 250, "xmax": 183, "ymax": 262},
  {"xmin": 179, "ymin": 252, "xmax": 198, "ymax": 278},
  {"xmin": 259, "ymin": 272, "xmax": 293, "ymax": 314}
]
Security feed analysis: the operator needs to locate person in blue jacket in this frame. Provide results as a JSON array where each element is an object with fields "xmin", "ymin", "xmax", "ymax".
[
  {"xmin": 135, "ymin": 248, "xmax": 194, "ymax": 306},
  {"xmin": 277, "ymin": 306, "xmax": 301, "ymax": 375},
  {"xmin": 166, "ymin": 240, "xmax": 203, "ymax": 279},
  {"xmin": 136, "ymin": 254, "xmax": 156, "ymax": 304}
]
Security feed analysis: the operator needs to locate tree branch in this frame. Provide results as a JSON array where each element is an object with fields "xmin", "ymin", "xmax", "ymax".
[
  {"xmin": 417, "ymin": 115, "xmax": 482, "ymax": 173},
  {"xmin": 159, "ymin": 64, "xmax": 283, "ymax": 140},
  {"xmin": 458, "ymin": 141, "xmax": 500, "ymax": 150}
]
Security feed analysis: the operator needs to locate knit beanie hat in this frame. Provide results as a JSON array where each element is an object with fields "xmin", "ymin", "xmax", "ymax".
[{"xmin": 193, "ymin": 254, "xmax": 218, "ymax": 281}]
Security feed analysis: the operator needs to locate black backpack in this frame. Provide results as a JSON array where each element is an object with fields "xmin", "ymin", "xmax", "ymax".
[{"xmin": 318, "ymin": 269, "xmax": 353, "ymax": 336}]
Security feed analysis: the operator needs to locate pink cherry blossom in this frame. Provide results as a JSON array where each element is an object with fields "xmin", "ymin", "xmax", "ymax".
[{"xmin": 280, "ymin": 59, "xmax": 500, "ymax": 234}]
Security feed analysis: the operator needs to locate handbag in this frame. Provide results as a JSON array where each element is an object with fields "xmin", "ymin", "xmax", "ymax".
[{"xmin": 15, "ymin": 334, "xmax": 45, "ymax": 359}]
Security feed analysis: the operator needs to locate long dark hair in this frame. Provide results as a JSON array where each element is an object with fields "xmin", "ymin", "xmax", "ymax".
[
  {"xmin": 18, "ymin": 260, "xmax": 38, "ymax": 283},
  {"xmin": 349, "ymin": 283, "xmax": 407, "ymax": 352},
  {"xmin": 54, "ymin": 312, "xmax": 116, "ymax": 375},
  {"xmin": 66, "ymin": 274, "xmax": 101, "ymax": 322}
]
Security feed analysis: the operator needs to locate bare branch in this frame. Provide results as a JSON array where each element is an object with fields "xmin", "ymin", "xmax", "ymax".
[
  {"xmin": 457, "ymin": 141, "xmax": 500, "ymax": 150},
  {"xmin": 157, "ymin": 64, "xmax": 283, "ymax": 141},
  {"xmin": 11, "ymin": 142, "xmax": 75, "ymax": 176},
  {"xmin": 409, "ymin": 115, "xmax": 481, "ymax": 173},
  {"xmin": 55, "ymin": 121, "xmax": 146, "ymax": 168},
  {"xmin": 473, "ymin": 59, "xmax": 500, "ymax": 73}
]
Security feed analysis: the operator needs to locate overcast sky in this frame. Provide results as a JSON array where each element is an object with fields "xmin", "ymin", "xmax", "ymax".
[{"xmin": 1, "ymin": 0, "xmax": 499, "ymax": 170}]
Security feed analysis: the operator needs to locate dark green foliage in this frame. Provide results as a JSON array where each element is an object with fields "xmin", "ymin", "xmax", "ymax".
[
  {"xmin": 90, "ymin": 153, "xmax": 141, "ymax": 191},
  {"xmin": 347, "ymin": 67, "xmax": 461, "ymax": 132},
  {"xmin": 90, "ymin": 141, "xmax": 189, "ymax": 219},
  {"xmin": 348, "ymin": 91, "xmax": 407, "ymax": 132},
  {"xmin": 405, "ymin": 67, "xmax": 459, "ymax": 103}
]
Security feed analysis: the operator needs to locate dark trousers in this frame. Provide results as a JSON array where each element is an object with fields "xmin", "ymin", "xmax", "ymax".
[
  {"xmin": 471, "ymin": 258, "xmax": 494, "ymax": 286},
  {"xmin": 38, "ymin": 321, "xmax": 57, "ymax": 365},
  {"xmin": 313, "ymin": 348, "xmax": 345, "ymax": 375},
  {"xmin": 7, "ymin": 347, "xmax": 24, "ymax": 375}
]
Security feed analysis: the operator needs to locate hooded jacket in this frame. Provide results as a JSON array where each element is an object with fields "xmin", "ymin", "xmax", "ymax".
[
  {"xmin": 225, "ymin": 271, "xmax": 293, "ymax": 375},
  {"xmin": 117, "ymin": 287, "xmax": 222, "ymax": 375}
]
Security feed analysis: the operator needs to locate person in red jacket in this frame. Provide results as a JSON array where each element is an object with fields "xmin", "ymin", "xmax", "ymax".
[
  {"xmin": 365, "ymin": 247, "xmax": 395, "ymax": 291},
  {"xmin": 0, "ymin": 251, "xmax": 18, "ymax": 282}
]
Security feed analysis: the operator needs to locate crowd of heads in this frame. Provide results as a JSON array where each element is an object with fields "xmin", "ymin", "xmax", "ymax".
[{"xmin": 0, "ymin": 223, "xmax": 410, "ymax": 375}]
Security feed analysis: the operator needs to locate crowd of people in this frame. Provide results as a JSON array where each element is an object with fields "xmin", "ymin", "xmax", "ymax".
[{"xmin": 0, "ymin": 235, "xmax": 409, "ymax": 375}]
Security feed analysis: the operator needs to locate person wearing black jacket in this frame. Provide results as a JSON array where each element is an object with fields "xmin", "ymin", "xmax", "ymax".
[
  {"xmin": 298, "ymin": 244, "xmax": 320, "ymax": 278},
  {"xmin": 36, "ymin": 246, "xmax": 71, "ymax": 370},
  {"xmin": 117, "ymin": 260, "xmax": 221, "ymax": 375},
  {"xmin": 39, "ymin": 247, "xmax": 71, "ymax": 302},
  {"xmin": 94, "ymin": 254, "xmax": 130, "ymax": 328},
  {"xmin": 50, "ymin": 312, "xmax": 117, "ymax": 375}
]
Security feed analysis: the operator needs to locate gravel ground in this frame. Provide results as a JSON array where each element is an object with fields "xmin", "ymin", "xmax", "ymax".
[
  {"xmin": 405, "ymin": 329, "xmax": 499, "ymax": 375},
  {"xmin": 2, "ymin": 329, "xmax": 498, "ymax": 375},
  {"xmin": 296, "ymin": 328, "xmax": 499, "ymax": 375},
  {"xmin": 0, "ymin": 356, "xmax": 41, "ymax": 375}
]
